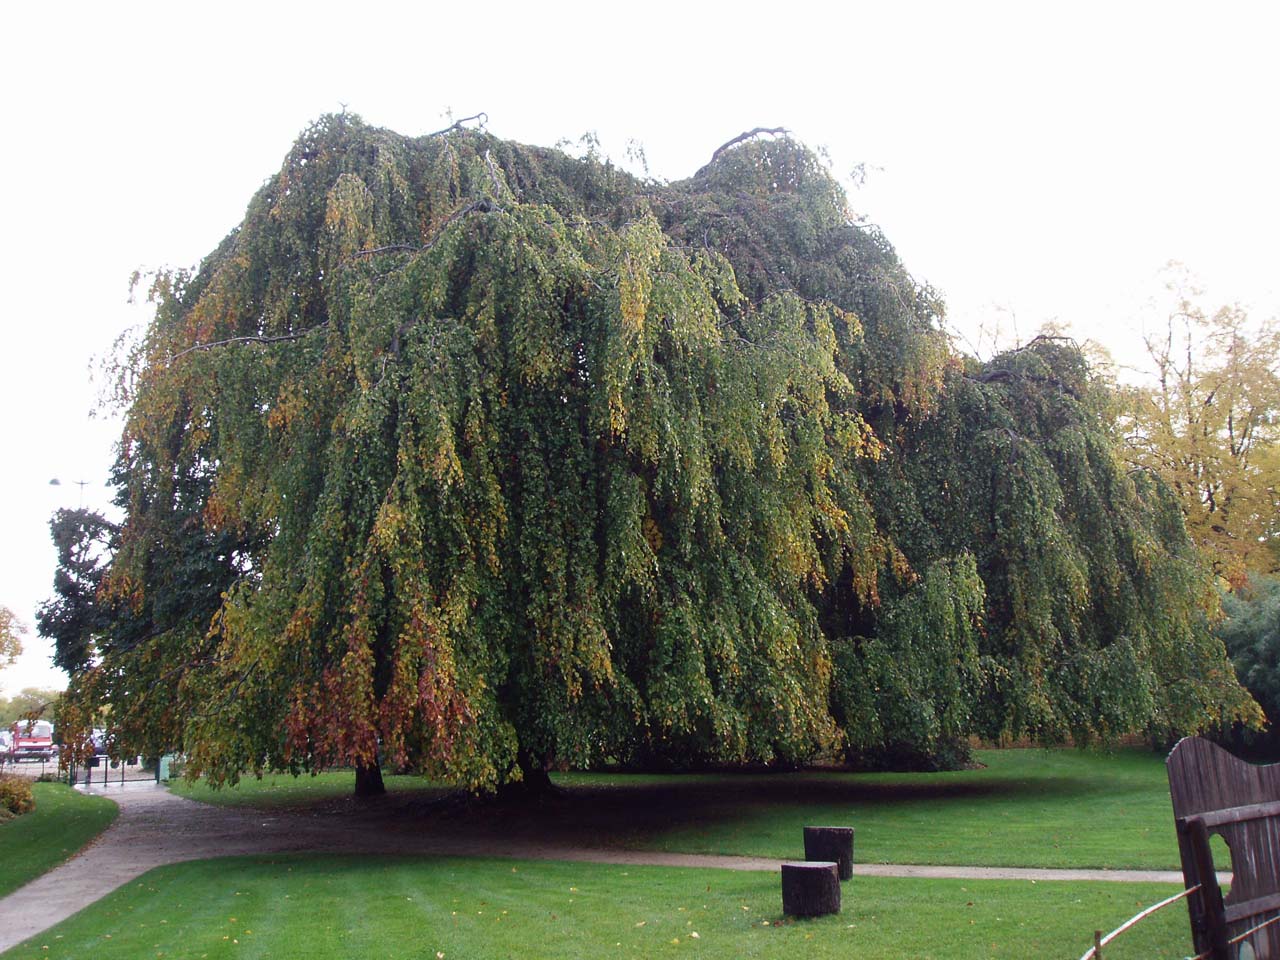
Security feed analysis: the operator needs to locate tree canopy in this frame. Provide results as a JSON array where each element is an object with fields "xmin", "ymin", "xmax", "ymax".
[
  {"xmin": 1118, "ymin": 283, "xmax": 1280, "ymax": 587},
  {"xmin": 50, "ymin": 116, "xmax": 1257, "ymax": 789}
]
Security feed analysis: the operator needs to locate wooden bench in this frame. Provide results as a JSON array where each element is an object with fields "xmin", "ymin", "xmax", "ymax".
[{"xmin": 1168, "ymin": 737, "xmax": 1280, "ymax": 959}]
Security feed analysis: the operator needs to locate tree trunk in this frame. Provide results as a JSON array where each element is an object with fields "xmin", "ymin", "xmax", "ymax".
[
  {"xmin": 354, "ymin": 763, "xmax": 386, "ymax": 797},
  {"xmin": 518, "ymin": 749, "xmax": 554, "ymax": 795},
  {"xmin": 497, "ymin": 747, "xmax": 555, "ymax": 801}
]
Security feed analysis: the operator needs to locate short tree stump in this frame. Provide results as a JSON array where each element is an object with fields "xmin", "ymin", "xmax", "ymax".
[
  {"xmin": 804, "ymin": 825, "xmax": 854, "ymax": 880},
  {"xmin": 781, "ymin": 861, "xmax": 841, "ymax": 917}
]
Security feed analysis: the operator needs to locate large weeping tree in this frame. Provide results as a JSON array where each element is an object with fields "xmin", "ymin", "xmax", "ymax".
[{"xmin": 53, "ymin": 115, "xmax": 1257, "ymax": 792}]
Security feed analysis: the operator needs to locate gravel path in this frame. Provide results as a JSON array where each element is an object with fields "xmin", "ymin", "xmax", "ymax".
[{"xmin": 0, "ymin": 783, "xmax": 1200, "ymax": 953}]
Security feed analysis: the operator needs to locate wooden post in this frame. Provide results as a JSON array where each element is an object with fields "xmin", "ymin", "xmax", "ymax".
[
  {"xmin": 804, "ymin": 825, "xmax": 854, "ymax": 880},
  {"xmin": 1093, "ymin": 929, "xmax": 1103, "ymax": 959},
  {"xmin": 781, "ymin": 861, "xmax": 841, "ymax": 917}
]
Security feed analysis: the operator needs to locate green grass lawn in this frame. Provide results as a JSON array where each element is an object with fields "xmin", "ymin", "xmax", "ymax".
[
  {"xmin": 165, "ymin": 748, "xmax": 1182, "ymax": 870},
  {"xmin": 167, "ymin": 770, "xmax": 443, "ymax": 809},
  {"xmin": 0, "ymin": 783, "xmax": 118, "ymax": 897},
  {"xmin": 572, "ymin": 748, "xmax": 1181, "ymax": 870},
  {"xmin": 0, "ymin": 854, "xmax": 1194, "ymax": 960}
]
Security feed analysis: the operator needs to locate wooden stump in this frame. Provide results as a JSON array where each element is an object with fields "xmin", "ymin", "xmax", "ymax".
[
  {"xmin": 804, "ymin": 825, "xmax": 854, "ymax": 880},
  {"xmin": 781, "ymin": 861, "xmax": 841, "ymax": 917}
]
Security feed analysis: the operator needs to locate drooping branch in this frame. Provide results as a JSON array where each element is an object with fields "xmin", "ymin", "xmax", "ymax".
[
  {"xmin": 346, "ymin": 243, "xmax": 419, "ymax": 257},
  {"xmin": 166, "ymin": 189, "xmax": 501, "ymax": 377},
  {"xmin": 168, "ymin": 324, "xmax": 331, "ymax": 363},
  {"xmin": 344, "ymin": 199, "xmax": 495, "ymax": 265},
  {"xmin": 709, "ymin": 126, "xmax": 790, "ymax": 164}
]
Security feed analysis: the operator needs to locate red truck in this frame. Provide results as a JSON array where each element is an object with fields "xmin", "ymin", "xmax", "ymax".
[{"xmin": 6, "ymin": 719, "xmax": 56, "ymax": 762}]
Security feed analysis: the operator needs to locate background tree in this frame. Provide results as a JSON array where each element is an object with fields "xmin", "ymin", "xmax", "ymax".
[
  {"xmin": 1119, "ymin": 275, "xmax": 1280, "ymax": 587},
  {"xmin": 0, "ymin": 605, "xmax": 25, "ymax": 672},
  {"xmin": 0, "ymin": 687, "xmax": 63, "ymax": 725},
  {"xmin": 53, "ymin": 116, "xmax": 1257, "ymax": 793},
  {"xmin": 37, "ymin": 509, "xmax": 119, "ymax": 674},
  {"xmin": 1217, "ymin": 575, "xmax": 1280, "ymax": 757}
]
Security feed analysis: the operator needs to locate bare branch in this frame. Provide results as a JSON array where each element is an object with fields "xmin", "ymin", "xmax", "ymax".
[
  {"xmin": 483, "ymin": 150, "xmax": 505, "ymax": 197},
  {"xmin": 168, "ymin": 325, "xmax": 330, "ymax": 363},
  {"xmin": 998, "ymin": 333, "xmax": 1082, "ymax": 357},
  {"xmin": 709, "ymin": 127, "xmax": 790, "ymax": 164},
  {"xmin": 348, "ymin": 243, "xmax": 419, "ymax": 257},
  {"xmin": 426, "ymin": 112, "xmax": 488, "ymax": 138},
  {"xmin": 968, "ymin": 368, "xmax": 1081, "ymax": 399}
]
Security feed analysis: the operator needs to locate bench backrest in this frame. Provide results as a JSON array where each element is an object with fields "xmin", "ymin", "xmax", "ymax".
[{"xmin": 1168, "ymin": 736, "xmax": 1280, "ymax": 959}]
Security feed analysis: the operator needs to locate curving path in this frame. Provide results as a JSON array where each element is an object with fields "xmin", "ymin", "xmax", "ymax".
[{"xmin": 0, "ymin": 783, "xmax": 1199, "ymax": 954}]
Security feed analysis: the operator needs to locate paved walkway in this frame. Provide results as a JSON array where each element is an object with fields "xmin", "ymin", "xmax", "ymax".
[{"xmin": 0, "ymin": 783, "xmax": 1202, "ymax": 953}]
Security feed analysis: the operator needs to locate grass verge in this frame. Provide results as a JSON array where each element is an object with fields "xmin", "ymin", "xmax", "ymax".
[
  {"xmin": 0, "ymin": 784, "xmax": 118, "ymax": 897},
  {"xmin": 0, "ymin": 854, "xmax": 1193, "ymax": 960}
]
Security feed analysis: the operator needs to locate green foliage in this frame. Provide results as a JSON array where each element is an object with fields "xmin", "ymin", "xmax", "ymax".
[
  {"xmin": 832, "ymin": 555, "xmax": 986, "ymax": 769},
  {"xmin": 1217, "ymin": 575, "xmax": 1280, "ymax": 756},
  {"xmin": 0, "ymin": 774, "xmax": 35, "ymax": 816},
  {"xmin": 59, "ymin": 115, "xmax": 1254, "ymax": 789},
  {"xmin": 859, "ymin": 337, "xmax": 1258, "ymax": 748}
]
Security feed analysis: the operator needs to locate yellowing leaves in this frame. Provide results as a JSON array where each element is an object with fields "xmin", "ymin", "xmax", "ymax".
[{"xmin": 324, "ymin": 172, "xmax": 377, "ymax": 261}]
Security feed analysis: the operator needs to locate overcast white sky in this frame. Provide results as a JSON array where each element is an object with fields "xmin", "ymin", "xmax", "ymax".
[{"xmin": 2, "ymin": 0, "xmax": 1278, "ymax": 696}]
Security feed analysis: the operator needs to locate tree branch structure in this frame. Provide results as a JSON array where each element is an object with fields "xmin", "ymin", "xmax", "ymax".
[
  {"xmin": 425, "ymin": 112, "xmax": 488, "ymax": 139},
  {"xmin": 967, "ymin": 368, "xmax": 1081, "ymax": 399},
  {"xmin": 345, "ymin": 199, "xmax": 494, "ymax": 265},
  {"xmin": 709, "ymin": 126, "xmax": 790, "ymax": 164},
  {"xmin": 168, "ymin": 325, "xmax": 330, "ymax": 363}
]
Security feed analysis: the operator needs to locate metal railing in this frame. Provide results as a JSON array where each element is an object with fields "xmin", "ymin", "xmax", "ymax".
[
  {"xmin": 0, "ymin": 754, "xmax": 60, "ymax": 779},
  {"xmin": 66, "ymin": 755, "xmax": 162, "ymax": 788}
]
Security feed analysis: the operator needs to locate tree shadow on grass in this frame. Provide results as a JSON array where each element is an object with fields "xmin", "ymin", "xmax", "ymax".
[{"xmin": 322, "ymin": 769, "xmax": 1109, "ymax": 849}]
